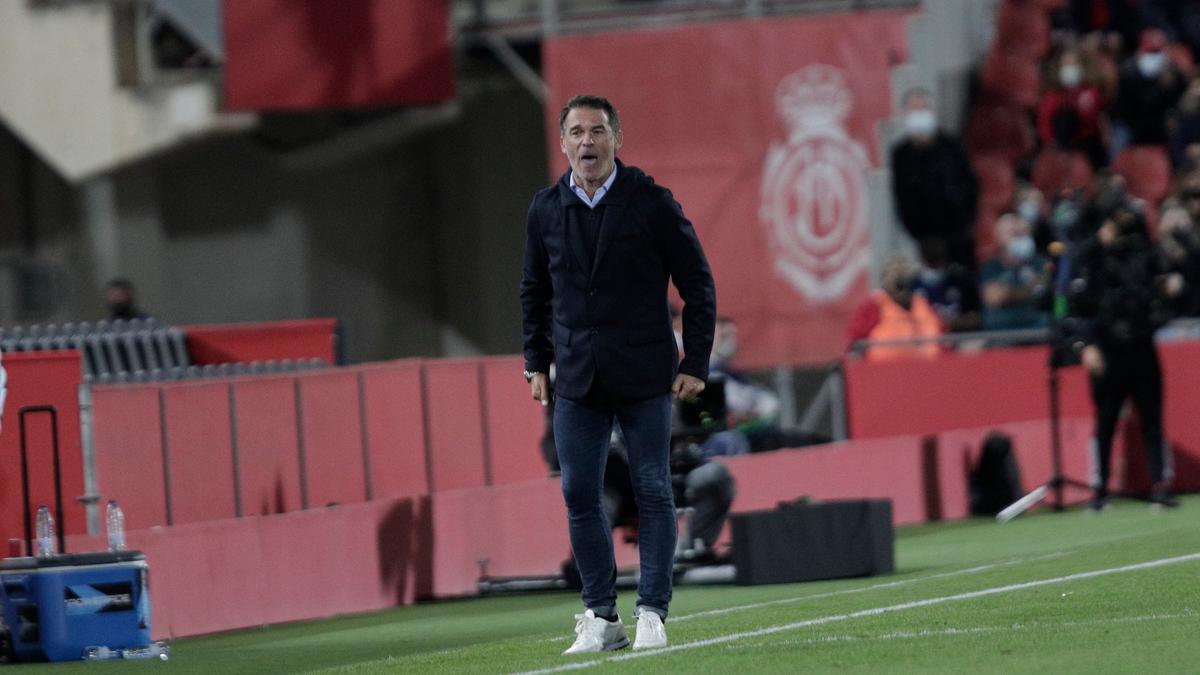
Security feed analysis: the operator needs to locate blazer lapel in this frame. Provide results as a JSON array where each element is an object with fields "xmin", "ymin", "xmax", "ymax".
[
  {"xmin": 557, "ymin": 179, "xmax": 592, "ymax": 276},
  {"xmin": 590, "ymin": 199, "xmax": 625, "ymax": 281},
  {"xmin": 589, "ymin": 161, "xmax": 631, "ymax": 281}
]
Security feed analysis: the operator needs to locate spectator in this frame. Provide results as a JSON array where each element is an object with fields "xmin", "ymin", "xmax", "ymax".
[
  {"xmin": 1167, "ymin": 76, "xmax": 1200, "ymax": 170},
  {"xmin": 890, "ymin": 88, "xmax": 980, "ymax": 271},
  {"xmin": 1038, "ymin": 47, "xmax": 1111, "ymax": 167},
  {"xmin": 694, "ymin": 316, "xmax": 828, "ymax": 456},
  {"xmin": 1157, "ymin": 198, "xmax": 1200, "ymax": 316},
  {"xmin": 980, "ymin": 213, "xmax": 1051, "ymax": 331},
  {"xmin": 1013, "ymin": 181, "xmax": 1057, "ymax": 253},
  {"xmin": 1054, "ymin": 2, "xmax": 1145, "ymax": 50},
  {"xmin": 846, "ymin": 257, "xmax": 943, "ymax": 360},
  {"xmin": 912, "ymin": 237, "xmax": 981, "ymax": 332},
  {"xmin": 1177, "ymin": 169, "xmax": 1200, "ymax": 222},
  {"xmin": 706, "ymin": 317, "xmax": 780, "ymax": 425},
  {"xmin": 105, "ymin": 278, "xmax": 152, "ymax": 321},
  {"xmin": 1113, "ymin": 29, "xmax": 1186, "ymax": 148}
]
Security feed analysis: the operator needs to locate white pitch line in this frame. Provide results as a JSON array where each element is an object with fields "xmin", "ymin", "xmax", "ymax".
[
  {"xmin": 733, "ymin": 609, "xmax": 1198, "ymax": 651},
  {"xmin": 671, "ymin": 551, "xmax": 1069, "ymax": 623},
  {"xmin": 513, "ymin": 551, "xmax": 1200, "ymax": 675},
  {"xmin": 533, "ymin": 551, "xmax": 1070, "ymax": 644}
]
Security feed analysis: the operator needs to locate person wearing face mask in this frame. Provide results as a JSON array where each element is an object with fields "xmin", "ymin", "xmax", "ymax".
[
  {"xmin": 1067, "ymin": 200, "xmax": 1183, "ymax": 510},
  {"xmin": 1037, "ymin": 48, "xmax": 1110, "ymax": 168},
  {"xmin": 890, "ymin": 88, "xmax": 980, "ymax": 272},
  {"xmin": 1167, "ymin": 77, "xmax": 1200, "ymax": 170},
  {"xmin": 104, "ymin": 278, "xmax": 152, "ymax": 322},
  {"xmin": 1113, "ymin": 29, "xmax": 1186, "ymax": 149},
  {"xmin": 911, "ymin": 237, "xmax": 981, "ymax": 332},
  {"xmin": 980, "ymin": 213, "xmax": 1051, "ymax": 331},
  {"xmin": 845, "ymin": 256, "xmax": 943, "ymax": 361},
  {"xmin": 1157, "ymin": 199, "xmax": 1200, "ymax": 317}
]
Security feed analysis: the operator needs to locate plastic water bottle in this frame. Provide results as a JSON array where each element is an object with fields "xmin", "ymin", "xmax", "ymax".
[
  {"xmin": 106, "ymin": 500, "xmax": 126, "ymax": 552},
  {"xmin": 35, "ymin": 505, "xmax": 55, "ymax": 558}
]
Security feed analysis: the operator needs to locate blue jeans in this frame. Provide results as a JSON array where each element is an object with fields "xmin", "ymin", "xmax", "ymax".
[{"xmin": 554, "ymin": 393, "xmax": 675, "ymax": 619}]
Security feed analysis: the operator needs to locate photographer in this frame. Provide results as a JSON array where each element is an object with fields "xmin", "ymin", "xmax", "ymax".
[{"xmin": 1068, "ymin": 200, "xmax": 1183, "ymax": 510}]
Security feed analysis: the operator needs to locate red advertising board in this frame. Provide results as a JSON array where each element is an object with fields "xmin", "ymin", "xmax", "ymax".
[{"xmin": 544, "ymin": 11, "xmax": 912, "ymax": 366}]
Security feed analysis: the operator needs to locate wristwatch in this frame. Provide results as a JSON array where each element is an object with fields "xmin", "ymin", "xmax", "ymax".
[{"xmin": 523, "ymin": 369, "xmax": 543, "ymax": 382}]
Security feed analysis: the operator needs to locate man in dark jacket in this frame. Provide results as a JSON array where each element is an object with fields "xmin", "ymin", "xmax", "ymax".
[
  {"xmin": 520, "ymin": 95, "xmax": 716, "ymax": 654},
  {"xmin": 890, "ymin": 88, "xmax": 979, "ymax": 271},
  {"xmin": 1068, "ymin": 200, "xmax": 1182, "ymax": 510}
]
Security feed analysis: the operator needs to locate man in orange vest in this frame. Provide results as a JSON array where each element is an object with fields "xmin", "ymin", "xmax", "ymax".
[{"xmin": 845, "ymin": 257, "xmax": 944, "ymax": 360}]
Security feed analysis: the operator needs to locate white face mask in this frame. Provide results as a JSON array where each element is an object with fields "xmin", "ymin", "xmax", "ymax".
[
  {"xmin": 711, "ymin": 335, "xmax": 737, "ymax": 366},
  {"xmin": 1137, "ymin": 52, "xmax": 1166, "ymax": 78},
  {"xmin": 1007, "ymin": 235, "xmax": 1035, "ymax": 261},
  {"xmin": 904, "ymin": 109, "xmax": 937, "ymax": 138},
  {"xmin": 1059, "ymin": 64, "xmax": 1083, "ymax": 88},
  {"xmin": 1017, "ymin": 201, "xmax": 1041, "ymax": 224}
]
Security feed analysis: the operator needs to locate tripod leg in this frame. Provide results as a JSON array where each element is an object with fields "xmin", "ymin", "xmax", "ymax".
[{"xmin": 997, "ymin": 485, "xmax": 1050, "ymax": 524}]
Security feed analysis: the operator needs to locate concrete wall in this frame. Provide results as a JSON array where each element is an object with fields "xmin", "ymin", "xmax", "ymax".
[
  {"xmin": 0, "ymin": 60, "xmax": 548, "ymax": 363},
  {"xmin": 0, "ymin": 1, "xmax": 226, "ymax": 182}
]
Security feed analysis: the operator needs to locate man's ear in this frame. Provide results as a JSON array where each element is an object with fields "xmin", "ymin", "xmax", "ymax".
[{"xmin": 614, "ymin": 130, "xmax": 624, "ymax": 151}]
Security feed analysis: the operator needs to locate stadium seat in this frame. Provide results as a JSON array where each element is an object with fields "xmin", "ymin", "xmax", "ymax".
[
  {"xmin": 1032, "ymin": 148, "xmax": 1094, "ymax": 199},
  {"xmin": 1114, "ymin": 145, "xmax": 1172, "ymax": 205},
  {"xmin": 1169, "ymin": 43, "xmax": 1195, "ymax": 77},
  {"xmin": 994, "ymin": 0, "xmax": 1050, "ymax": 60},
  {"xmin": 967, "ymin": 104, "xmax": 1036, "ymax": 161},
  {"xmin": 972, "ymin": 154, "xmax": 1016, "ymax": 213},
  {"xmin": 980, "ymin": 50, "xmax": 1041, "ymax": 109},
  {"xmin": 975, "ymin": 207, "xmax": 1002, "ymax": 261}
]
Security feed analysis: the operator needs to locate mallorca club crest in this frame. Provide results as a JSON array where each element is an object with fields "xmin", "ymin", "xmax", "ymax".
[{"xmin": 760, "ymin": 65, "xmax": 870, "ymax": 302}]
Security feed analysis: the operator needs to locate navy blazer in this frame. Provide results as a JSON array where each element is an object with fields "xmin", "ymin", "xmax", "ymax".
[{"xmin": 521, "ymin": 160, "xmax": 716, "ymax": 401}]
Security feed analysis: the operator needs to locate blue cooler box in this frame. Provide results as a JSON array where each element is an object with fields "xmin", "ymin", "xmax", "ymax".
[{"xmin": 0, "ymin": 551, "xmax": 151, "ymax": 662}]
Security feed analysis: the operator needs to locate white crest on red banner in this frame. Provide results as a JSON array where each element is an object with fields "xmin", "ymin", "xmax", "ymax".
[{"xmin": 760, "ymin": 64, "xmax": 870, "ymax": 302}]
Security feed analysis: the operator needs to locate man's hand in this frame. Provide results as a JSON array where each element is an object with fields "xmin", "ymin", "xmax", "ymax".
[
  {"xmin": 1082, "ymin": 344, "xmax": 1105, "ymax": 377},
  {"xmin": 672, "ymin": 373, "xmax": 705, "ymax": 401},
  {"xmin": 530, "ymin": 373, "xmax": 550, "ymax": 407}
]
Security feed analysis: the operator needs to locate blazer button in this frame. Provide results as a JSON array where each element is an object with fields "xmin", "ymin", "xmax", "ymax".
[
  {"xmin": 590, "ymin": 327, "xmax": 598, "ymax": 335},
  {"xmin": 588, "ymin": 289, "xmax": 596, "ymax": 297}
]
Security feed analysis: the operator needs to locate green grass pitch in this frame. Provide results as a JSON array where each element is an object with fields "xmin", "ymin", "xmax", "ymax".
[{"xmin": 12, "ymin": 496, "xmax": 1200, "ymax": 673}]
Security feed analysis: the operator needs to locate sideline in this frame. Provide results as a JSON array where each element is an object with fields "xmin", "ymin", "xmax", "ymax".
[{"xmin": 514, "ymin": 552, "xmax": 1200, "ymax": 674}]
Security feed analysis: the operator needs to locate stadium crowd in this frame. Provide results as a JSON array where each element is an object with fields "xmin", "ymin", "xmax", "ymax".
[{"xmin": 850, "ymin": 0, "xmax": 1200, "ymax": 360}]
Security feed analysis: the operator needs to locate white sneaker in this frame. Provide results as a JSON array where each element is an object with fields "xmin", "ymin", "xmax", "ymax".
[
  {"xmin": 632, "ymin": 608, "xmax": 668, "ymax": 650},
  {"xmin": 562, "ymin": 610, "xmax": 629, "ymax": 655}
]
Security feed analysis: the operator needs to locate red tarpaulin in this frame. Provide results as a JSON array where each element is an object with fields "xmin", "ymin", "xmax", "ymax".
[
  {"xmin": 223, "ymin": 0, "xmax": 455, "ymax": 111},
  {"xmin": 543, "ymin": 11, "xmax": 911, "ymax": 368}
]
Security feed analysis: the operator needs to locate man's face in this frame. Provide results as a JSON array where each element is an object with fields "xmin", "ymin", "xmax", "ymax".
[{"xmin": 560, "ymin": 106, "xmax": 622, "ymax": 187}]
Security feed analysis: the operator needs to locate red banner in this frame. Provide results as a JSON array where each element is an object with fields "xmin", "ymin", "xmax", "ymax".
[
  {"xmin": 544, "ymin": 11, "xmax": 911, "ymax": 367},
  {"xmin": 223, "ymin": 0, "xmax": 455, "ymax": 111}
]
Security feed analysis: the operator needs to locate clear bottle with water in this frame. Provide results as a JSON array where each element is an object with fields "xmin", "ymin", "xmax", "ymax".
[
  {"xmin": 106, "ymin": 500, "xmax": 126, "ymax": 552},
  {"xmin": 35, "ymin": 505, "xmax": 55, "ymax": 558}
]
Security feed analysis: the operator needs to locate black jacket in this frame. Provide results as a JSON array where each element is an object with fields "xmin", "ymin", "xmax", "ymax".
[
  {"xmin": 1068, "ymin": 231, "xmax": 1173, "ymax": 347},
  {"xmin": 890, "ymin": 132, "xmax": 979, "ymax": 245},
  {"xmin": 520, "ymin": 160, "xmax": 716, "ymax": 400}
]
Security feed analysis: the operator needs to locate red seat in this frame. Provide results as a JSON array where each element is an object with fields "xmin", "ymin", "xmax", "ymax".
[
  {"xmin": 1169, "ymin": 43, "xmax": 1195, "ymax": 77},
  {"xmin": 975, "ymin": 207, "xmax": 1002, "ymax": 262},
  {"xmin": 1113, "ymin": 145, "xmax": 1172, "ymax": 205},
  {"xmin": 966, "ymin": 104, "xmax": 1036, "ymax": 161},
  {"xmin": 981, "ymin": 50, "xmax": 1042, "ymax": 109},
  {"xmin": 972, "ymin": 153, "xmax": 1016, "ymax": 213},
  {"xmin": 1031, "ymin": 149, "xmax": 1094, "ymax": 199},
  {"xmin": 994, "ymin": 1, "xmax": 1051, "ymax": 60}
]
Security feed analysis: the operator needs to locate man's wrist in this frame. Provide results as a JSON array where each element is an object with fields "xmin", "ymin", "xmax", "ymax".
[{"xmin": 523, "ymin": 369, "xmax": 544, "ymax": 383}]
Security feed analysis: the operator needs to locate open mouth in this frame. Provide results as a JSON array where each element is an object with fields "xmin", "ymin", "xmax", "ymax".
[{"xmin": 580, "ymin": 154, "xmax": 598, "ymax": 167}]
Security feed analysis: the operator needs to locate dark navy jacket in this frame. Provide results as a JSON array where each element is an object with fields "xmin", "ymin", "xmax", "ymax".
[{"xmin": 520, "ymin": 160, "xmax": 716, "ymax": 401}]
